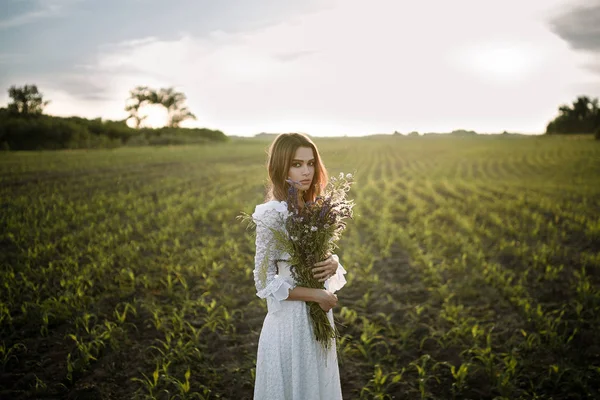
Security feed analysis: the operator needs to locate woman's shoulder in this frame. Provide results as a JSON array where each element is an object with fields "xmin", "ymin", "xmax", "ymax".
[{"xmin": 252, "ymin": 200, "xmax": 289, "ymax": 223}]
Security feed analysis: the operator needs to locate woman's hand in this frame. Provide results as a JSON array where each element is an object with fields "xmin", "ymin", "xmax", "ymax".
[
  {"xmin": 316, "ymin": 289, "xmax": 338, "ymax": 312},
  {"xmin": 313, "ymin": 254, "xmax": 339, "ymax": 282}
]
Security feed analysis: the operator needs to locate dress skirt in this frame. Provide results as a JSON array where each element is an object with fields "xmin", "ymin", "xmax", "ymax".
[{"xmin": 253, "ymin": 298, "xmax": 343, "ymax": 399}]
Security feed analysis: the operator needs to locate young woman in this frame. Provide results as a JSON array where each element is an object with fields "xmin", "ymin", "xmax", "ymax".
[{"xmin": 251, "ymin": 133, "xmax": 347, "ymax": 399}]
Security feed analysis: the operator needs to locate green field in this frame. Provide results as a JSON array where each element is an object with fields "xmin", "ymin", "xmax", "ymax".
[{"xmin": 1, "ymin": 135, "xmax": 600, "ymax": 399}]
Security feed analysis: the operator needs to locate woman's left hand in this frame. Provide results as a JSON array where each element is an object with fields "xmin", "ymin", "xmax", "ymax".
[{"xmin": 313, "ymin": 254, "xmax": 338, "ymax": 282}]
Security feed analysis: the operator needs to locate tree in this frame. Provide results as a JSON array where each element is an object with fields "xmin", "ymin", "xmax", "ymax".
[
  {"xmin": 158, "ymin": 87, "xmax": 196, "ymax": 128},
  {"xmin": 546, "ymin": 96, "xmax": 600, "ymax": 134},
  {"xmin": 7, "ymin": 84, "xmax": 50, "ymax": 116},
  {"xmin": 125, "ymin": 86, "xmax": 196, "ymax": 128},
  {"xmin": 125, "ymin": 86, "xmax": 152, "ymax": 128}
]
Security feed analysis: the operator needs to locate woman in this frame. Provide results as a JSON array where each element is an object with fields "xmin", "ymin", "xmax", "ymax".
[{"xmin": 252, "ymin": 133, "xmax": 347, "ymax": 399}]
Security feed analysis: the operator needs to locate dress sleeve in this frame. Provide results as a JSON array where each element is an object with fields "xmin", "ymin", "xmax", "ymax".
[
  {"xmin": 252, "ymin": 204, "xmax": 296, "ymax": 312},
  {"xmin": 325, "ymin": 253, "xmax": 347, "ymax": 294}
]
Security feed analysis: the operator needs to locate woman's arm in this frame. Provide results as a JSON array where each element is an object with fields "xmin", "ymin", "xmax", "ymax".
[
  {"xmin": 286, "ymin": 286, "xmax": 322, "ymax": 302},
  {"xmin": 286, "ymin": 286, "xmax": 338, "ymax": 312}
]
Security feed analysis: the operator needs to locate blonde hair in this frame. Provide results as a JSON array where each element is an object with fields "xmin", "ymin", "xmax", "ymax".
[{"xmin": 264, "ymin": 133, "xmax": 328, "ymax": 203}]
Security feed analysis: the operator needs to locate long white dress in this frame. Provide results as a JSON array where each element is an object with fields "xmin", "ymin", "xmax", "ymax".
[{"xmin": 252, "ymin": 200, "xmax": 347, "ymax": 400}]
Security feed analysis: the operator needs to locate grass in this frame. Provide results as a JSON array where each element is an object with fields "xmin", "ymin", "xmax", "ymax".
[{"xmin": 1, "ymin": 134, "xmax": 599, "ymax": 399}]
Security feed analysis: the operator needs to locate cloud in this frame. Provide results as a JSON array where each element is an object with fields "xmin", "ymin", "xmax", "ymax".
[
  {"xmin": 0, "ymin": 53, "xmax": 26, "ymax": 64},
  {"xmin": 47, "ymin": 73, "xmax": 115, "ymax": 101},
  {"xmin": 548, "ymin": 0, "xmax": 600, "ymax": 77},
  {"xmin": 0, "ymin": 0, "xmax": 82, "ymax": 29},
  {"xmin": 548, "ymin": 0, "xmax": 600, "ymax": 52},
  {"xmin": 14, "ymin": 0, "xmax": 600, "ymax": 135},
  {"xmin": 584, "ymin": 63, "xmax": 600, "ymax": 75},
  {"xmin": 273, "ymin": 50, "xmax": 319, "ymax": 63}
]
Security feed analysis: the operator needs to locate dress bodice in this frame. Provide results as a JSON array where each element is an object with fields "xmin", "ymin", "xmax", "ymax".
[{"xmin": 276, "ymin": 256, "xmax": 294, "ymax": 283}]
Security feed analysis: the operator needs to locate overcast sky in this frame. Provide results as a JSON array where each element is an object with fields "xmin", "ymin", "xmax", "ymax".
[{"xmin": 1, "ymin": 0, "xmax": 600, "ymax": 136}]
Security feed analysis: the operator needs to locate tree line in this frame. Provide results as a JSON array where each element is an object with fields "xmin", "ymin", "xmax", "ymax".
[
  {"xmin": 545, "ymin": 95, "xmax": 600, "ymax": 139},
  {"xmin": 0, "ymin": 84, "xmax": 227, "ymax": 151},
  {"xmin": 1, "ymin": 84, "xmax": 599, "ymax": 151}
]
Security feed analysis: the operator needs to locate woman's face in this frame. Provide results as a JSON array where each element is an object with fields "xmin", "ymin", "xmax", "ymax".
[{"xmin": 287, "ymin": 146, "xmax": 315, "ymax": 191}]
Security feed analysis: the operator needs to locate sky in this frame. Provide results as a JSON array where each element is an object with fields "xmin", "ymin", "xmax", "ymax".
[{"xmin": 1, "ymin": 0, "xmax": 600, "ymax": 136}]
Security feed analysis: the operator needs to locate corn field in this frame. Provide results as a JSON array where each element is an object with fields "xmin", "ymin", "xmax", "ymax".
[{"xmin": 1, "ymin": 134, "xmax": 599, "ymax": 399}]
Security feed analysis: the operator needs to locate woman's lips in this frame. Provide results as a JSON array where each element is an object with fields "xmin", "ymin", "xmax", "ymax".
[{"xmin": 301, "ymin": 179, "xmax": 311, "ymax": 184}]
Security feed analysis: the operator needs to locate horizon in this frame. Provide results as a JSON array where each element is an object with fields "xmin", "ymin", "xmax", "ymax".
[{"xmin": 1, "ymin": 0, "xmax": 600, "ymax": 137}]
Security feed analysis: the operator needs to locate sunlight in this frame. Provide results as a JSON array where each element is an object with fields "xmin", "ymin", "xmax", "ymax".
[
  {"xmin": 454, "ymin": 42, "xmax": 538, "ymax": 83},
  {"xmin": 139, "ymin": 104, "xmax": 168, "ymax": 128}
]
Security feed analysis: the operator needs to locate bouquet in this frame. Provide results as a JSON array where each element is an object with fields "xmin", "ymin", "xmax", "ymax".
[
  {"xmin": 240, "ymin": 172, "xmax": 355, "ymax": 351},
  {"xmin": 282, "ymin": 172, "xmax": 355, "ymax": 351}
]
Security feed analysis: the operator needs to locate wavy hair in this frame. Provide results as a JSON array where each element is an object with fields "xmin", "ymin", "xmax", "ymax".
[{"xmin": 264, "ymin": 133, "xmax": 328, "ymax": 204}]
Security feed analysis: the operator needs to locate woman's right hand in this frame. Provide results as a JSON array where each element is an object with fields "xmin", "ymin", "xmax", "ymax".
[{"xmin": 316, "ymin": 289, "xmax": 338, "ymax": 312}]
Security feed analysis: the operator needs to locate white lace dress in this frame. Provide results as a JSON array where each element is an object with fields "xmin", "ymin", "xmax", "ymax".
[{"xmin": 252, "ymin": 200, "xmax": 347, "ymax": 400}]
